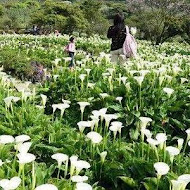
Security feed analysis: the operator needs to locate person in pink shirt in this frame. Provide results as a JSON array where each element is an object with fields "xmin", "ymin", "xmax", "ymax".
[{"xmin": 65, "ymin": 37, "xmax": 76, "ymax": 69}]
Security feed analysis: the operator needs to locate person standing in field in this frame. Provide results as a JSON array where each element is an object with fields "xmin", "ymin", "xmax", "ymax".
[
  {"xmin": 107, "ymin": 13, "xmax": 127, "ymax": 63},
  {"xmin": 65, "ymin": 37, "xmax": 76, "ymax": 70}
]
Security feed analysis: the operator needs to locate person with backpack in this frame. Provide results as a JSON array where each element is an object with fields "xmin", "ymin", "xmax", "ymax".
[
  {"xmin": 65, "ymin": 37, "xmax": 76, "ymax": 70},
  {"xmin": 107, "ymin": 13, "xmax": 137, "ymax": 64}
]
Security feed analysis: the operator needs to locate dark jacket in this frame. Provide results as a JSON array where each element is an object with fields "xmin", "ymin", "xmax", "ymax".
[{"xmin": 107, "ymin": 25, "xmax": 126, "ymax": 51}]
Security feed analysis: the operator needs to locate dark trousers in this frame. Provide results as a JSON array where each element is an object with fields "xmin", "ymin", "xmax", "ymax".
[{"xmin": 69, "ymin": 52, "xmax": 75, "ymax": 67}]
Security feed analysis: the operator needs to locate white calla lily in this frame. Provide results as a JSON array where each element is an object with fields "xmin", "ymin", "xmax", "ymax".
[
  {"xmin": 35, "ymin": 184, "xmax": 58, "ymax": 190},
  {"xmin": 154, "ymin": 162, "xmax": 170, "ymax": 176},
  {"xmin": 0, "ymin": 177, "xmax": 21, "ymax": 190},
  {"xmin": 163, "ymin": 88, "xmax": 174, "ymax": 98},
  {"xmin": 86, "ymin": 132, "xmax": 103, "ymax": 144},
  {"xmin": 76, "ymin": 182, "xmax": 92, "ymax": 190}
]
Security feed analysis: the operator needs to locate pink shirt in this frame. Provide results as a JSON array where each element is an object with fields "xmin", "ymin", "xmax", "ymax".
[{"xmin": 67, "ymin": 42, "xmax": 76, "ymax": 52}]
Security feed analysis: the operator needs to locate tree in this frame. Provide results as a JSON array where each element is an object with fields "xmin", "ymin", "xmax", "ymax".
[
  {"xmin": 31, "ymin": 0, "xmax": 88, "ymax": 34},
  {"xmin": 126, "ymin": 0, "xmax": 190, "ymax": 44},
  {"xmin": 0, "ymin": 0, "xmax": 40, "ymax": 31},
  {"xmin": 0, "ymin": 4, "xmax": 3, "ymax": 16},
  {"xmin": 80, "ymin": 0, "xmax": 109, "ymax": 35}
]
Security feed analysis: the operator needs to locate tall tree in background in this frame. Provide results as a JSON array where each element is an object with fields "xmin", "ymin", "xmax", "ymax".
[
  {"xmin": 0, "ymin": 0, "xmax": 40, "ymax": 31},
  {"xmin": 31, "ymin": 0, "xmax": 88, "ymax": 34},
  {"xmin": 126, "ymin": 0, "xmax": 190, "ymax": 44},
  {"xmin": 80, "ymin": 0, "xmax": 109, "ymax": 35}
]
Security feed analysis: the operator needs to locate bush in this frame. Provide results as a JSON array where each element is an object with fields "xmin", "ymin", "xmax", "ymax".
[{"xmin": 0, "ymin": 48, "xmax": 32, "ymax": 80}]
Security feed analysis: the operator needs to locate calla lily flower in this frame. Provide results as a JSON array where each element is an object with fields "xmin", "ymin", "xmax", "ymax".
[
  {"xmin": 185, "ymin": 128, "xmax": 190, "ymax": 140},
  {"xmin": 53, "ymin": 58, "xmax": 61, "ymax": 67},
  {"xmin": 76, "ymin": 182, "xmax": 92, "ymax": 190},
  {"xmin": 166, "ymin": 146, "xmax": 180, "ymax": 156},
  {"xmin": 12, "ymin": 96, "xmax": 21, "ymax": 103},
  {"xmin": 129, "ymin": 70, "xmax": 138, "ymax": 76},
  {"xmin": 147, "ymin": 138, "xmax": 159, "ymax": 147},
  {"xmin": 86, "ymin": 132, "xmax": 103, "ymax": 144},
  {"xmin": 36, "ymin": 105, "xmax": 44, "ymax": 109},
  {"xmin": 177, "ymin": 138, "xmax": 184, "ymax": 151},
  {"xmin": 53, "ymin": 75, "xmax": 59, "ymax": 81},
  {"xmin": 78, "ymin": 102, "xmax": 90, "ymax": 120},
  {"xmin": 90, "ymin": 115, "xmax": 99, "ymax": 128},
  {"xmin": 79, "ymin": 74, "xmax": 87, "ymax": 82},
  {"xmin": 92, "ymin": 110, "xmax": 100, "ymax": 118},
  {"xmin": 87, "ymin": 83, "xmax": 95, "ymax": 89},
  {"xmin": 166, "ymin": 146, "xmax": 180, "ymax": 163},
  {"xmin": 16, "ymin": 142, "xmax": 32, "ymax": 154},
  {"xmin": 116, "ymin": 97, "xmax": 123, "ymax": 104},
  {"xmin": 99, "ymin": 108, "xmax": 107, "ymax": 119},
  {"xmin": 77, "ymin": 121, "xmax": 91, "ymax": 133},
  {"xmin": 0, "ymin": 177, "xmax": 21, "ymax": 190},
  {"xmin": 120, "ymin": 76, "xmax": 127, "ymax": 84},
  {"xmin": 139, "ymin": 117, "xmax": 152, "ymax": 129},
  {"xmin": 102, "ymin": 72, "xmax": 110, "ymax": 77},
  {"xmin": 111, "ymin": 121, "xmax": 123, "ymax": 127},
  {"xmin": 100, "ymin": 93, "xmax": 109, "ymax": 99},
  {"xmin": 181, "ymin": 78, "xmax": 188, "ymax": 84},
  {"xmin": 125, "ymin": 82, "xmax": 131, "ymax": 91},
  {"xmin": 62, "ymin": 99, "xmax": 71, "ymax": 104},
  {"xmin": 73, "ymin": 160, "xmax": 90, "ymax": 175},
  {"xmin": 178, "ymin": 174, "xmax": 190, "ymax": 188},
  {"xmin": 154, "ymin": 162, "xmax": 170, "ymax": 177},
  {"xmin": 0, "ymin": 135, "xmax": 14, "ymax": 144},
  {"xmin": 89, "ymin": 120, "xmax": 96, "ymax": 131},
  {"xmin": 63, "ymin": 57, "xmax": 72, "ymax": 63},
  {"xmin": 85, "ymin": 69, "xmax": 91, "ymax": 75},
  {"xmin": 156, "ymin": 133, "xmax": 167, "ymax": 149},
  {"xmin": 56, "ymin": 103, "xmax": 70, "ymax": 117},
  {"xmin": 139, "ymin": 70, "xmax": 150, "ymax": 77},
  {"xmin": 23, "ymin": 92, "xmax": 33, "ymax": 101},
  {"xmin": 109, "ymin": 121, "xmax": 124, "ymax": 138},
  {"xmin": 17, "ymin": 153, "xmax": 36, "ymax": 164},
  {"xmin": 104, "ymin": 114, "xmax": 118, "ymax": 127},
  {"xmin": 15, "ymin": 135, "xmax": 30, "ymax": 144},
  {"xmin": 134, "ymin": 76, "xmax": 144, "ymax": 86},
  {"xmin": 40, "ymin": 94, "xmax": 47, "ymax": 108},
  {"xmin": 35, "ymin": 184, "xmax": 58, "ymax": 190},
  {"xmin": 171, "ymin": 180, "xmax": 185, "ymax": 190},
  {"xmin": 141, "ymin": 129, "xmax": 152, "ymax": 138},
  {"xmin": 52, "ymin": 104, "xmax": 58, "ymax": 114},
  {"xmin": 70, "ymin": 155, "xmax": 78, "ymax": 177},
  {"xmin": 71, "ymin": 175, "xmax": 88, "ymax": 183},
  {"xmin": 51, "ymin": 153, "xmax": 68, "ymax": 167},
  {"xmin": 4, "ymin": 97, "xmax": 13, "ymax": 108},
  {"xmin": 163, "ymin": 88, "xmax": 174, "ymax": 98},
  {"xmin": 100, "ymin": 151, "xmax": 107, "ymax": 164}
]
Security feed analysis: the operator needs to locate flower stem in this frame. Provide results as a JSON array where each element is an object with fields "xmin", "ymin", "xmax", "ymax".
[{"xmin": 22, "ymin": 165, "xmax": 25, "ymax": 190}]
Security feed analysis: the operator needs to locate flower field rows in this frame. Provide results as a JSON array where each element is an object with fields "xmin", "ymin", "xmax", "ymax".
[{"xmin": 0, "ymin": 34, "xmax": 190, "ymax": 190}]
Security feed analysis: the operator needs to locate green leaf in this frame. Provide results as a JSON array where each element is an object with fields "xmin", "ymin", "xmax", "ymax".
[
  {"xmin": 143, "ymin": 177, "xmax": 158, "ymax": 190},
  {"xmin": 119, "ymin": 176, "xmax": 138, "ymax": 188},
  {"xmin": 170, "ymin": 118, "xmax": 184, "ymax": 129}
]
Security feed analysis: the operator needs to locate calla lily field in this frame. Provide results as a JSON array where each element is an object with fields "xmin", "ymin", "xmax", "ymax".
[{"xmin": 0, "ymin": 34, "xmax": 190, "ymax": 190}]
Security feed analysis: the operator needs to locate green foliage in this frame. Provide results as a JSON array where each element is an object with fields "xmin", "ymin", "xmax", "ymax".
[
  {"xmin": 0, "ymin": 0, "xmax": 189, "ymax": 42},
  {"xmin": 0, "ymin": 32, "xmax": 190, "ymax": 189},
  {"xmin": 0, "ymin": 48, "xmax": 33, "ymax": 79},
  {"xmin": 126, "ymin": 0, "xmax": 190, "ymax": 44},
  {"xmin": 0, "ymin": 4, "xmax": 3, "ymax": 16},
  {"xmin": 31, "ymin": 0, "xmax": 88, "ymax": 34}
]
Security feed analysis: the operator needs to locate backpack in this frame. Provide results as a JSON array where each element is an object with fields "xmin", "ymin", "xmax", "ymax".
[{"xmin": 123, "ymin": 26, "xmax": 137, "ymax": 58}]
